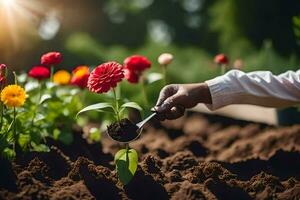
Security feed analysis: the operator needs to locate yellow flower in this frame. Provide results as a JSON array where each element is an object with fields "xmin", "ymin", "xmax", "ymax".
[
  {"xmin": 73, "ymin": 66, "xmax": 89, "ymax": 77},
  {"xmin": 1, "ymin": 85, "xmax": 26, "ymax": 107},
  {"xmin": 53, "ymin": 70, "xmax": 71, "ymax": 85}
]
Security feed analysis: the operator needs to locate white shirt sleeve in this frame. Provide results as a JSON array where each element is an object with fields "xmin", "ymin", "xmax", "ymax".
[{"xmin": 205, "ymin": 69, "xmax": 300, "ymax": 110}]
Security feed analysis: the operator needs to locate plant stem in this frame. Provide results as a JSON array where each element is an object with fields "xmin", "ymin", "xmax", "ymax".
[
  {"xmin": 0, "ymin": 102, "xmax": 3, "ymax": 130},
  {"xmin": 125, "ymin": 143, "xmax": 129, "ymax": 151},
  {"xmin": 112, "ymin": 88, "xmax": 120, "ymax": 122},
  {"xmin": 162, "ymin": 65, "xmax": 167, "ymax": 85},
  {"xmin": 13, "ymin": 71, "xmax": 18, "ymax": 84},
  {"xmin": 13, "ymin": 107, "xmax": 16, "ymax": 143},
  {"xmin": 221, "ymin": 64, "xmax": 226, "ymax": 75},
  {"xmin": 141, "ymin": 78, "xmax": 149, "ymax": 107},
  {"xmin": 31, "ymin": 83, "xmax": 42, "ymax": 126},
  {"xmin": 50, "ymin": 66, "xmax": 54, "ymax": 82}
]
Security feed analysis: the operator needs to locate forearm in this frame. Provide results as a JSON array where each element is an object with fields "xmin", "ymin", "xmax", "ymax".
[{"xmin": 205, "ymin": 70, "xmax": 300, "ymax": 110}]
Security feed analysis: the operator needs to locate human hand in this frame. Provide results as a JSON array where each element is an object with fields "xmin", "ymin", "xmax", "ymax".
[{"xmin": 152, "ymin": 83, "xmax": 212, "ymax": 120}]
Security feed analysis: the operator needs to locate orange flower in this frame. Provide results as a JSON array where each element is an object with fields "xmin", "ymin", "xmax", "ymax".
[
  {"xmin": 71, "ymin": 66, "xmax": 90, "ymax": 88},
  {"xmin": 53, "ymin": 70, "xmax": 71, "ymax": 85}
]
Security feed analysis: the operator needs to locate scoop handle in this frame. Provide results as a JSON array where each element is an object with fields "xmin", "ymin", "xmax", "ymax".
[{"xmin": 136, "ymin": 112, "xmax": 157, "ymax": 129}]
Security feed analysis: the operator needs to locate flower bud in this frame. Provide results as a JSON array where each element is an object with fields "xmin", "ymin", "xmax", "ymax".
[
  {"xmin": 158, "ymin": 53, "xmax": 174, "ymax": 66},
  {"xmin": 233, "ymin": 59, "xmax": 243, "ymax": 70},
  {"xmin": 214, "ymin": 54, "xmax": 229, "ymax": 65}
]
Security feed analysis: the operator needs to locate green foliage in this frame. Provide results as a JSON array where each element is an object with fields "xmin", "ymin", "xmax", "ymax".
[
  {"xmin": 87, "ymin": 127, "xmax": 102, "ymax": 143},
  {"xmin": 120, "ymin": 102, "xmax": 142, "ymax": 113},
  {"xmin": 0, "ymin": 73, "xmax": 84, "ymax": 159},
  {"xmin": 77, "ymin": 102, "xmax": 115, "ymax": 117},
  {"xmin": 293, "ymin": 16, "xmax": 300, "ymax": 46},
  {"xmin": 114, "ymin": 148, "xmax": 138, "ymax": 185}
]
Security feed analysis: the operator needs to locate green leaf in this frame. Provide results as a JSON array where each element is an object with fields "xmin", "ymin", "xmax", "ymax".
[
  {"xmin": 146, "ymin": 72, "xmax": 163, "ymax": 84},
  {"xmin": 18, "ymin": 134, "xmax": 30, "ymax": 150},
  {"xmin": 120, "ymin": 102, "xmax": 142, "ymax": 111},
  {"xmin": 2, "ymin": 148, "xmax": 16, "ymax": 160},
  {"xmin": 53, "ymin": 129, "xmax": 61, "ymax": 140},
  {"xmin": 39, "ymin": 94, "xmax": 52, "ymax": 104},
  {"xmin": 31, "ymin": 142, "xmax": 50, "ymax": 152},
  {"xmin": 89, "ymin": 127, "xmax": 102, "ymax": 142},
  {"xmin": 76, "ymin": 103, "xmax": 114, "ymax": 117},
  {"xmin": 114, "ymin": 148, "xmax": 138, "ymax": 185},
  {"xmin": 58, "ymin": 131, "xmax": 73, "ymax": 145}
]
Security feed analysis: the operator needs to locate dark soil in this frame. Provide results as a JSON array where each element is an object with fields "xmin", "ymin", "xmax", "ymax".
[
  {"xmin": 107, "ymin": 118, "xmax": 139, "ymax": 142},
  {"xmin": 1, "ymin": 112, "xmax": 300, "ymax": 200}
]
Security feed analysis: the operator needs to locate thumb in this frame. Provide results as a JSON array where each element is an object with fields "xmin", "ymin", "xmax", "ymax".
[{"xmin": 155, "ymin": 93, "xmax": 182, "ymax": 113}]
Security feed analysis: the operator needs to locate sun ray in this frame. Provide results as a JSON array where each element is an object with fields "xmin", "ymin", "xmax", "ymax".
[{"xmin": 0, "ymin": 0, "xmax": 47, "ymax": 47}]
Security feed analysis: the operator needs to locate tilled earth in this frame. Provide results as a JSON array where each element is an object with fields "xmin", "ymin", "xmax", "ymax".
[{"xmin": 1, "ymin": 112, "xmax": 300, "ymax": 200}]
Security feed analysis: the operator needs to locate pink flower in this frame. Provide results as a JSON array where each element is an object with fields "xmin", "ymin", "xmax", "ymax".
[
  {"xmin": 158, "ymin": 53, "xmax": 174, "ymax": 66},
  {"xmin": 0, "ymin": 64, "xmax": 6, "ymax": 85}
]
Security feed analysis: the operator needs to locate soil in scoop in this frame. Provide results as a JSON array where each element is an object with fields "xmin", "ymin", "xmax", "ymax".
[{"xmin": 107, "ymin": 118, "xmax": 139, "ymax": 142}]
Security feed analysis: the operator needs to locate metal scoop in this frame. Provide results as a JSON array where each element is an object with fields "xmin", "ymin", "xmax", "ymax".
[{"xmin": 107, "ymin": 112, "xmax": 157, "ymax": 143}]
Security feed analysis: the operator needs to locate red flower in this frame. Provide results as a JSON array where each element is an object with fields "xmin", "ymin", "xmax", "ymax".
[
  {"xmin": 0, "ymin": 76, "xmax": 5, "ymax": 85},
  {"xmin": 124, "ymin": 69, "xmax": 139, "ymax": 84},
  {"xmin": 214, "ymin": 54, "xmax": 229, "ymax": 65},
  {"xmin": 28, "ymin": 66, "xmax": 50, "ymax": 80},
  {"xmin": 87, "ymin": 62, "xmax": 124, "ymax": 93},
  {"xmin": 124, "ymin": 55, "xmax": 151, "ymax": 72},
  {"xmin": 71, "ymin": 66, "xmax": 90, "ymax": 88},
  {"xmin": 41, "ymin": 52, "xmax": 62, "ymax": 66},
  {"xmin": 0, "ymin": 64, "xmax": 6, "ymax": 84},
  {"xmin": 0, "ymin": 64, "xmax": 6, "ymax": 71}
]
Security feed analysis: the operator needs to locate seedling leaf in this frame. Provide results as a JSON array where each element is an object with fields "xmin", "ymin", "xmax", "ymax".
[
  {"xmin": 76, "ymin": 103, "xmax": 114, "ymax": 117},
  {"xmin": 120, "ymin": 102, "xmax": 142, "ymax": 111},
  {"xmin": 114, "ymin": 148, "xmax": 138, "ymax": 185}
]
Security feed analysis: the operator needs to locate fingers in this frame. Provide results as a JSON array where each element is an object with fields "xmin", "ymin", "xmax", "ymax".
[
  {"xmin": 155, "ymin": 85, "xmax": 178, "ymax": 107},
  {"xmin": 155, "ymin": 93, "xmax": 183, "ymax": 113},
  {"xmin": 155, "ymin": 106, "xmax": 185, "ymax": 121}
]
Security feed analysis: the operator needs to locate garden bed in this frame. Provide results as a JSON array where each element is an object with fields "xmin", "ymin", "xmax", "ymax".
[{"xmin": 1, "ymin": 112, "xmax": 300, "ymax": 200}]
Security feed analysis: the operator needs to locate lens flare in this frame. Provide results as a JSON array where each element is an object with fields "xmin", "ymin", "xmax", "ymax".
[
  {"xmin": 0, "ymin": 0, "xmax": 47, "ymax": 47},
  {"xmin": 0, "ymin": 0, "xmax": 15, "ymax": 6}
]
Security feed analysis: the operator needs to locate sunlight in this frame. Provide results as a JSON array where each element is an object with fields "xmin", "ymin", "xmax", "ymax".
[
  {"xmin": 0, "ymin": 0, "xmax": 46, "ymax": 47},
  {"xmin": 0, "ymin": 0, "xmax": 16, "ymax": 7}
]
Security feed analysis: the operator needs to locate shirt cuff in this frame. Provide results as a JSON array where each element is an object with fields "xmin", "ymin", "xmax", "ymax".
[{"xmin": 204, "ymin": 75, "xmax": 235, "ymax": 110}]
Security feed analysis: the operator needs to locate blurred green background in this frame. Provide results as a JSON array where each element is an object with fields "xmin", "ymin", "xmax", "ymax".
[{"xmin": 0, "ymin": 0, "xmax": 299, "ymax": 84}]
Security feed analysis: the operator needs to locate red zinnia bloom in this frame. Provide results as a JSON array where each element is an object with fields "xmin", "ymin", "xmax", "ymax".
[
  {"xmin": 0, "ymin": 64, "xmax": 6, "ymax": 71},
  {"xmin": 87, "ymin": 62, "xmax": 124, "ymax": 93},
  {"xmin": 124, "ymin": 55, "xmax": 151, "ymax": 72},
  {"xmin": 214, "ymin": 54, "xmax": 229, "ymax": 65},
  {"xmin": 71, "ymin": 66, "xmax": 90, "ymax": 89},
  {"xmin": 28, "ymin": 66, "xmax": 50, "ymax": 80},
  {"xmin": 41, "ymin": 52, "xmax": 62, "ymax": 66},
  {"xmin": 0, "ymin": 64, "xmax": 6, "ymax": 84},
  {"xmin": 124, "ymin": 69, "xmax": 139, "ymax": 84}
]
